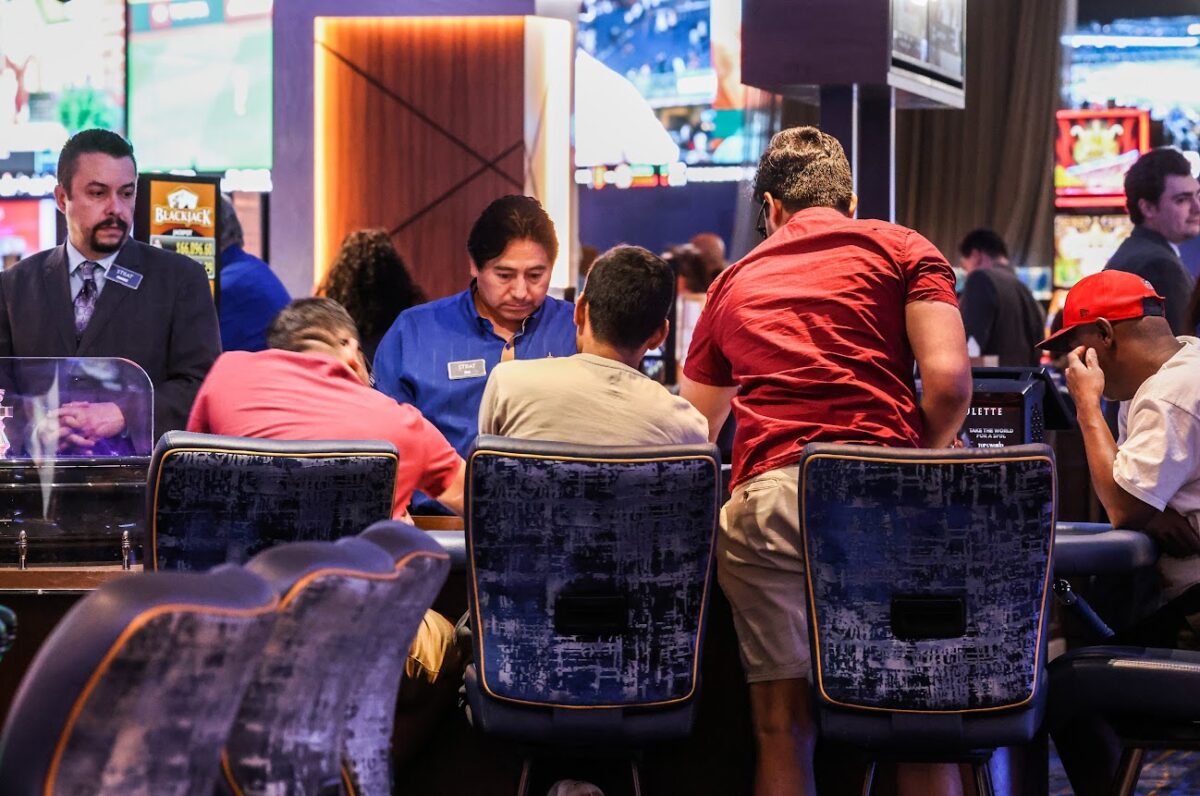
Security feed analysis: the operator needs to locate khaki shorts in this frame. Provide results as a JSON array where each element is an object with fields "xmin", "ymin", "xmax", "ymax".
[{"xmin": 717, "ymin": 463, "xmax": 811, "ymax": 683}]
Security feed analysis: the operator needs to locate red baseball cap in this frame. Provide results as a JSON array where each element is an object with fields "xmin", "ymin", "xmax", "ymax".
[{"xmin": 1037, "ymin": 270, "xmax": 1166, "ymax": 351}]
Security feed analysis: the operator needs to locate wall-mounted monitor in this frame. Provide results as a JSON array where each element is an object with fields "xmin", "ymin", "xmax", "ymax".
[
  {"xmin": 1064, "ymin": 17, "xmax": 1200, "ymax": 158},
  {"xmin": 1055, "ymin": 109, "xmax": 1149, "ymax": 209},
  {"xmin": 892, "ymin": 0, "xmax": 966, "ymax": 86},
  {"xmin": 1053, "ymin": 213, "xmax": 1134, "ymax": 288},
  {"xmin": 127, "ymin": 0, "xmax": 273, "ymax": 176},
  {"xmin": 0, "ymin": 198, "xmax": 56, "ymax": 269},
  {"xmin": 0, "ymin": 0, "xmax": 126, "ymax": 198},
  {"xmin": 574, "ymin": 0, "xmax": 768, "ymax": 173}
]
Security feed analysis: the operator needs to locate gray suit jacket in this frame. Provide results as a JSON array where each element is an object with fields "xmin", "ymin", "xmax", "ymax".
[
  {"xmin": 1104, "ymin": 226, "xmax": 1197, "ymax": 335},
  {"xmin": 0, "ymin": 239, "xmax": 221, "ymax": 445}
]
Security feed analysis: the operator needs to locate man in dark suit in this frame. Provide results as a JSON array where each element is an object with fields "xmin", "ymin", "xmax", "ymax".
[
  {"xmin": 957, "ymin": 228, "xmax": 1046, "ymax": 367},
  {"xmin": 0, "ymin": 129, "xmax": 220, "ymax": 453},
  {"xmin": 1105, "ymin": 147, "xmax": 1199, "ymax": 335}
]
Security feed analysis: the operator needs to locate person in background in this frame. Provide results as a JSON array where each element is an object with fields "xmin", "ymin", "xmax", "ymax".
[
  {"xmin": 480, "ymin": 245, "xmax": 707, "ymax": 445},
  {"xmin": 373, "ymin": 195, "xmax": 576, "ymax": 513},
  {"xmin": 0, "ymin": 129, "xmax": 219, "ymax": 448},
  {"xmin": 667, "ymin": 243, "xmax": 715, "ymax": 296},
  {"xmin": 320, "ymin": 228, "xmax": 426, "ymax": 362},
  {"xmin": 690, "ymin": 231, "xmax": 728, "ymax": 280},
  {"xmin": 1043, "ymin": 270, "xmax": 1200, "ymax": 794},
  {"xmin": 216, "ymin": 195, "xmax": 290, "ymax": 352},
  {"xmin": 957, "ymin": 228, "xmax": 1045, "ymax": 367},
  {"xmin": 681, "ymin": 126, "xmax": 971, "ymax": 796},
  {"xmin": 1105, "ymin": 147, "xmax": 1199, "ymax": 334}
]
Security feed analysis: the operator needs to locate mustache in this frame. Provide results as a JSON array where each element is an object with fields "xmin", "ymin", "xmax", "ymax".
[{"xmin": 97, "ymin": 218, "xmax": 129, "ymax": 230}]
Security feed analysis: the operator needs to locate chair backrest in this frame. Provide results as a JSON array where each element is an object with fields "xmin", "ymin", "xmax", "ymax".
[
  {"xmin": 220, "ymin": 538, "xmax": 399, "ymax": 796},
  {"xmin": 0, "ymin": 566, "xmax": 277, "ymax": 796},
  {"xmin": 0, "ymin": 605, "xmax": 14, "ymax": 662},
  {"xmin": 466, "ymin": 435, "xmax": 720, "ymax": 710},
  {"xmin": 799, "ymin": 443, "xmax": 1056, "ymax": 723},
  {"xmin": 147, "ymin": 431, "xmax": 398, "ymax": 571},
  {"xmin": 341, "ymin": 520, "xmax": 451, "ymax": 796}
]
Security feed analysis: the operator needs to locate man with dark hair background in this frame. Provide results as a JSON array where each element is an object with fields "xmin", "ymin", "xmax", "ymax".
[
  {"xmin": 681, "ymin": 125, "xmax": 971, "ymax": 796},
  {"xmin": 957, "ymin": 227, "xmax": 1046, "ymax": 367},
  {"xmin": 0, "ymin": 128, "xmax": 220, "ymax": 450},
  {"xmin": 215, "ymin": 194, "xmax": 290, "ymax": 352},
  {"xmin": 1105, "ymin": 147, "xmax": 1199, "ymax": 334},
  {"xmin": 479, "ymin": 245, "xmax": 706, "ymax": 445}
]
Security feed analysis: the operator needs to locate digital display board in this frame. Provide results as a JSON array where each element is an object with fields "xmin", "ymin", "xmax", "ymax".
[
  {"xmin": 127, "ymin": 0, "xmax": 273, "ymax": 174},
  {"xmin": 0, "ymin": 0, "xmax": 126, "ymax": 197},
  {"xmin": 1053, "ymin": 213, "xmax": 1134, "ymax": 288},
  {"xmin": 1055, "ymin": 109, "xmax": 1150, "ymax": 209},
  {"xmin": 892, "ymin": 0, "xmax": 966, "ymax": 85},
  {"xmin": 575, "ymin": 0, "xmax": 763, "ymax": 169},
  {"xmin": 134, "ymin": 174, "xmax": 222, "ymax": 298}
]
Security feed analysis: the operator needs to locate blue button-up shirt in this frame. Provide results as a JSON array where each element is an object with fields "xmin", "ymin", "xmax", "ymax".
[{"xmin": 374, "ymin": 284, "xmax": 577, "ymax": 460}]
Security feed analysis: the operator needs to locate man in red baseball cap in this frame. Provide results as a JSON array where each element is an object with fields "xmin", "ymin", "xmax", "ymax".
[
  {"xmin": 1046, "ymin": 269, "xmax": 1200, "ymax": 796},
  {"xmin": 1047, "ymin": 269, "xmax": 1200, "ymax": 600}
]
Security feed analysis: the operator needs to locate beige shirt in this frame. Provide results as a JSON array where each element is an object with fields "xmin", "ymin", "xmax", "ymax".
[
  {"xmin": 478, "ymin": 353, "xmax": 709, "ymax": 446},
  {"xmin": 1116, "ymin": 336, "xmax": 1200, "ymax": 598}
]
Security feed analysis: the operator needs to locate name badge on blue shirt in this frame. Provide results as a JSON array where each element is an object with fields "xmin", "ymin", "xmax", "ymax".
[
  {"xmin": 448, "ymin": 359, "xmax": 487, "ymax": 380},
  {"xmin": 108, "ymin": 265, "xmax": 143, "ymax": 290}
]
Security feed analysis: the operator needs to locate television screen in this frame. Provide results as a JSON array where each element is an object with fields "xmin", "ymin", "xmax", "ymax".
[
  {"xmin": 575, "ymin": 0, "xmax": 763, "ymax": 169},
  {"xmin": 1066, "ymin": 17, "xmax": 1200, "ymax": 157},
  {"xmin": 891, "ymin": 0, "xmax": 965, "ymax": 84},
  {"xmin": 1053, "ymin": 213, "xmax": 1134, "ymax": 288},
  {"xmin": 1054, "ymin": 109, "xmax": 1149, "ymax": 208},
  {"xmin": 127, "ymin": 0, "xmax": 273, "ymax": 174},
  {"xmin": 0, "ymin": 0, "xmax": 126, "ymax": 197}
]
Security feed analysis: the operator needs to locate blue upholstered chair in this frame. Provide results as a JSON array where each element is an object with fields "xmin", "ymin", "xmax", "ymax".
[
  {"xmin": 798, "ymin": 442, "xmax": 1057, "ymax": 795},
  {"xmin": 218, "ymin": 538, "xmax": 401, "ymax": 796},
  {"xmin": 464, "ymin": 435, "xmax": 721, "ymax": 793},
  {"xmin": 341, "ymin": 520, "xmax": 452, "ymax": 796},
  {"xmin": 147, "ymin": 431, "xmax": 398, "ymax": 571},
  {"xmin": 1048, "ymin": 646, "xmax": 1200, "ymax": 795},
  {"xmin": 0, "ymin": 567, "xmax": 277, "ymax": 795}
]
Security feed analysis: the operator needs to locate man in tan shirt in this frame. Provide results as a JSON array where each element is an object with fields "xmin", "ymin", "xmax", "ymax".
[{"xmin": 479, "ymin": 245, "xmax": 708, "ymax": 446}]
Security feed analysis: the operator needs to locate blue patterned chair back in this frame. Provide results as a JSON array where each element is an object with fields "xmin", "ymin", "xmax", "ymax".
[
  {"xmin": 0, "ymin": 566, "xmax": 277, "ymax": 796},
  {"xmin": 147, "ymin": 431, "xmax": 398, "ymax": 571},
  {"xmin": 799, "ymin": 443, "xmax": 1056, "ymax": 749},
  {"xmin": 464, "ymin": 436, "xmax": 720, "ymax": 743},
  {"xmin": 341, "ymin": 520, "xmax": 451, "ymax": 796},
  {"xmin": 219, "ymin": 538, "xmax": 399, "ymax": 796}
]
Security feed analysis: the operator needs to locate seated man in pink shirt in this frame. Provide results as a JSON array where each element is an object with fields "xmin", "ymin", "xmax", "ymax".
[
  {"xmin": 188, "ymin": 297, "xmax": 465, "ymax": 519},
  {"xmin": 187, "ymin": 297, "xmax": 465, "ymax": 767}
]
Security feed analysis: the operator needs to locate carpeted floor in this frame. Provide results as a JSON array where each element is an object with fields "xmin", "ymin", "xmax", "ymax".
[{"xmin": 1049, "ymin": 743, "xmax": 1200, "ymax": 795}]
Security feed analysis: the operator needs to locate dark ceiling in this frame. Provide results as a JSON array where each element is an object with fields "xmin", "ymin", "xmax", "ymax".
[{"xmin": 1078, "ymin": 0, "xmax": 1200, "ymax": 25}]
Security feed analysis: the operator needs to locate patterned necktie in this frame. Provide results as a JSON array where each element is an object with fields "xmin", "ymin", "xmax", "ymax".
[{"xmin": 74, "ymin": 261, "xmax": 99, "ymax": 339}]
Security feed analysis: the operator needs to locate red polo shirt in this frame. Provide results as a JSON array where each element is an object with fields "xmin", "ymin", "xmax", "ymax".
[
  {"xmin": 684, "ymin": 207, "xmax": 959, "ymax": 487},
  {"xmin": 187, "ymin": 349, "xmax": 462, "ymax": 517}
]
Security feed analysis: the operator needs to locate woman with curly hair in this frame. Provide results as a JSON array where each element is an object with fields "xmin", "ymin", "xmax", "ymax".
[{"xmin": 320, "ymin": 229, "xmax": 427, "ymax": 361}]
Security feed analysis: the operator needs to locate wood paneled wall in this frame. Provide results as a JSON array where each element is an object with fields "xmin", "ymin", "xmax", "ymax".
[{"xmin": 314, "ymin": 16, "xmax": 528, "ymax": 300}]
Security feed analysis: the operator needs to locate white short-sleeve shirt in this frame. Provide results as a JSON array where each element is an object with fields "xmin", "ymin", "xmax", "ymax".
[{"xmin": 1116, "ymin": 336, "xmax": 1200, "ymax": 598}]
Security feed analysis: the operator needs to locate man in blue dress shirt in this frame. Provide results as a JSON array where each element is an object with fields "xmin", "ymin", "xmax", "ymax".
[{"xmin": 373, "ymin": 195, "xmax": 576, "ymax": 512}]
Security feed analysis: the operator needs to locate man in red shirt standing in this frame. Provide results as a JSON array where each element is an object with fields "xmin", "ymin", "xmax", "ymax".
[{"xmin": 682, "ymin": 127, "xmax": 971, "ymax": 796}]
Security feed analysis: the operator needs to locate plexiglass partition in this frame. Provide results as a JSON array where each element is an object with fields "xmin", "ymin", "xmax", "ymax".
[{"xmin": 0, "ymin": 358, "xmax": 153, "ymax": 567}]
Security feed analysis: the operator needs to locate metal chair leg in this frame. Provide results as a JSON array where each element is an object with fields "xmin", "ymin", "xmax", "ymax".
[
  {"xmin": 631, "ymin": 760, "xmax": 642, "ymax": 796},
  {"xmin": 1113, "ymin": 747, "xmax": 1144, "ymax": 796},
  {"xmin": 972, "ymin": 759, "xmax": 995, "ymax": 796},
  {"xmin": 517, "ymin": 758, "xmax": 532, "ymax": 796},
  {"xmin": 860, "ymin": 760, "xmax": 876, "ymax": 796}
]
